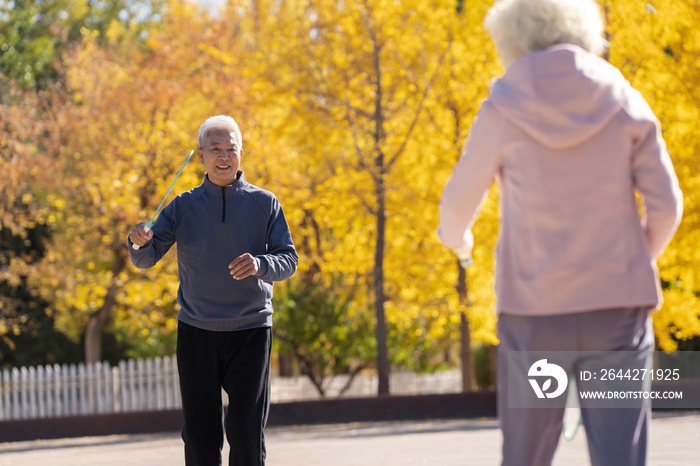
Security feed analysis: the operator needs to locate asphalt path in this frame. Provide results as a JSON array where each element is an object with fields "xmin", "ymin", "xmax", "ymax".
[{"xmin": 0, "ymin": 412, "xmax": 698, "ymax": 465}]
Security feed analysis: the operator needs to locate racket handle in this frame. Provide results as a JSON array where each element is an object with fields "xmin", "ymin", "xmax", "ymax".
[{"xmin": 131, "ymin": 225, "xmax": 151, "ymax": 250}]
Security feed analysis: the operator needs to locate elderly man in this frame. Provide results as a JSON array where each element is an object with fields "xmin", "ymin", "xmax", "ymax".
[{"xmin": 129, "ymin": 115, "xmax": 298, "ymax": 466}]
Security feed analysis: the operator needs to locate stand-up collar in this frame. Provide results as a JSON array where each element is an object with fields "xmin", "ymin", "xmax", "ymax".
[{"xmin": 203, "ymin": 171, "xmax": 248, "ymax": 199}]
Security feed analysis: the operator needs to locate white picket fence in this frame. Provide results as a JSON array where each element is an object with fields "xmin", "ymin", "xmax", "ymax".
[
  {"xmin": 270, "ymin": 369, "xmax": 462, "ymax": 402},
  {"xmin": 0, "ymin": 356, "xmax": 181, "ymax": 421},
  {"xmin": 0, "ymin": 355, "xmax": 462, "ymax": 422}
]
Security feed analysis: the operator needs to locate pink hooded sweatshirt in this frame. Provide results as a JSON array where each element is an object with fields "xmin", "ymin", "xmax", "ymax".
[{"xmin": 438, "ymin": 44, "xmax": 683, "ymax": 316}]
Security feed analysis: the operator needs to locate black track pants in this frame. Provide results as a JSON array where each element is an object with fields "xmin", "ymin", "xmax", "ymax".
[{"xmin": 177, "ymin": 321, "xmax": 271, "ymax": 466}]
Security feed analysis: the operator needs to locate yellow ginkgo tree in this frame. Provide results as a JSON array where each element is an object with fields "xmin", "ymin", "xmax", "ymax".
[
  {"xmin": 218, "ymin": 0, "xmax": 509, "ymax": 393},
  {"xmin": 605, "ymin": 0, "xmax": 700, "ymax": 350}
]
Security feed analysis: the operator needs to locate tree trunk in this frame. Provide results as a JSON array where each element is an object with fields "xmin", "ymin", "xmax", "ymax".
[
  {"xmin": 278, "ymin": 353, "xmax": 294, "ymax": 377},
  {"xmin": 297, "ymin": 355, "xmax": 326, "ymax": 397},
  {"xmin": 456, "ymin": 259, "xmax": 476, "ymax": 391},
  {"xmin": 370, "ymin": 27, "xmax": 389, "ymax": 396},
  {"xmin": 461, "ymin": 311, "xmax": 476, "ymax": 391},
  {"xmin": 374, "ymin": 183, "xmax": 389, "ymax": 395},
  {"xmin": 489, "ymin": 343, "xmax": 497, "ymax": 389},
  {"xmin": 84, "ymin": 292, "xmax": 114, "ymax": 363},
  {"xmin": 84, "ymin": 243, "xmax": 126, "ymax": 363}
]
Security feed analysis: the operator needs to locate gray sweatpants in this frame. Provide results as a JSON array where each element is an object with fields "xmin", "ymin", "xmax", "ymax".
[{"xmin": 498, "ymin": 307, "xmax": 654, "ymax": 466}]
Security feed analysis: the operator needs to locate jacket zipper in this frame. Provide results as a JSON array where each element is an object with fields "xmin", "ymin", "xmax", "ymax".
[{"xmin": 221, "ymin": 187, "xmax": 226, "ymax": 223}]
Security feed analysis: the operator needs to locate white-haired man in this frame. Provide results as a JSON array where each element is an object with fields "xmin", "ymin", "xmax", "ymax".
[
  {"xmin": 439, "ymin": 0, "xmax": 682, "ymax": 465},
  {"xmin": 129, "ymin": 115, "xmax": 298, "ymax": 465}
]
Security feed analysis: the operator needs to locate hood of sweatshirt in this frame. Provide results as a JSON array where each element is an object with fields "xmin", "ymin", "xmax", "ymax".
[{"xmin": 488, "ymin": 44, "xmax": 632, "ymax": 150}]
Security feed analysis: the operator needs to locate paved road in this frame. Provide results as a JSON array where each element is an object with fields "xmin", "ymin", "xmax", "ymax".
[{"xmin": 1, "ymin": 412, "xmax": 698, "ymax": 465}]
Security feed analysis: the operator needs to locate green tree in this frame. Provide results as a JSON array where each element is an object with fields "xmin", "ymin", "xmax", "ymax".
[
  {"xmin": 0, "ymin": 0, "xmax": 161, "ymax": 89},
  {"xmin": 273, "ymin": 276, "xmax": 374, "ymax": 396}
]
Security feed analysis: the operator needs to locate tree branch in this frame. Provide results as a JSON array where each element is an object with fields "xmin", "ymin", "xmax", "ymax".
[
  {"xmin": 386, "ymin": 37, "xmax": 455, "ymax": 169},
  {"xmin": 338, "ymin": 364, "xmax": 366, "ymax": 396}
]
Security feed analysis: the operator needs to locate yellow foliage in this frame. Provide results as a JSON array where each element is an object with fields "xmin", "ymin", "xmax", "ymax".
[
  {"xmin": 223, "ymin": 0, "xmax": 501, "ymax": 366},
  {"xmin": 605, "ymin": 0, "xmax": 700, "ymax": 349},
  {"xmin": 3, "ymin": 0, "xmax": 698, "ymax": 364}
]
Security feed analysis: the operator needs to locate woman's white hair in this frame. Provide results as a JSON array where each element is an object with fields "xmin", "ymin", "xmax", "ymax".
[
  {"xmin": 198, "ymin": 115, "xmax": 242, "ymax": 149},
  {"xmin": 484, "ymin": 0, "xmax": 607, "ymax": 67}
]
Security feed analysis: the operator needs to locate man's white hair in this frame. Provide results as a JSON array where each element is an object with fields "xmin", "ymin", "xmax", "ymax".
[
  {"xmin": 198, "ymin": 115, "xmax": 242, "ymax": 149},
  {"xmin": 484, "ymin": 0, "xmax": 607, "ymax": 67}
]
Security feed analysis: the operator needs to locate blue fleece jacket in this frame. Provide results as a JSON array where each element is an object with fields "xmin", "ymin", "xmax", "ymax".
[{"xmin": 128, "ymin": 172, "xmax": 298, "ymax": 331}]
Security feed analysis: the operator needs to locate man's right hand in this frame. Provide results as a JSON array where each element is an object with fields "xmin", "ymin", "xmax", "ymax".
[{"xmin": 129, "ymin": 223, "xmax": 153, "ymax": 247}]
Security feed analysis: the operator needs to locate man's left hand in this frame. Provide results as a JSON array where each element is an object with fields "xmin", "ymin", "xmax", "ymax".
[{"xmin": 229, "ymin": 253, "xmax": 259, "ymax": 280}]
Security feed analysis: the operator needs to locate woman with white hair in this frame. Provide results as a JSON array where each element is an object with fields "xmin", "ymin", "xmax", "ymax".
[{"xmin": 438, "ymin": 0, "xmax": 683, "ymax": 465}]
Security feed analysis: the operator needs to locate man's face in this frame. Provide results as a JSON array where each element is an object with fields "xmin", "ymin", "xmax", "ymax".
[{"xmin": 198, "ymin": 129, "xmax": 242, "ymax": 187}]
